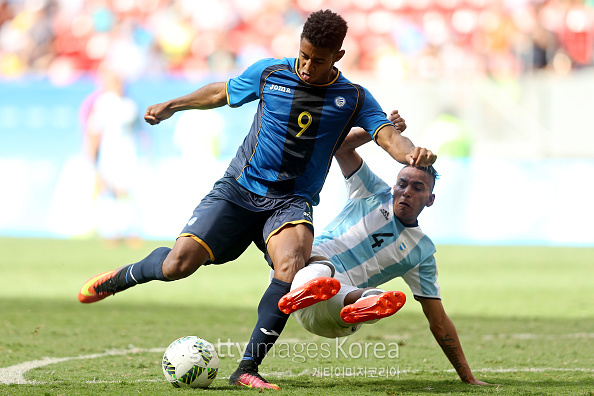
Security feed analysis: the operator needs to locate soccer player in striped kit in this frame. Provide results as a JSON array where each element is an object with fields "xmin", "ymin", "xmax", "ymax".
[
  {"xmin": 78, "ymin": 10, "xmax": 436, "ymax": 389},
  {"xmin": 278, "ymin": 113, "xmax": 488, "ymax": 385}
]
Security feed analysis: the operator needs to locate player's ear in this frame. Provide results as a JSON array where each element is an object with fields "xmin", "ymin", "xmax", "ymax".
[
  {"xmin": 333, "ymin": 49, "xmax": 345, "ymax": 63},
  {"xmin": 426, "ymin": 194, "xmax": 435, "ymax": 207}
]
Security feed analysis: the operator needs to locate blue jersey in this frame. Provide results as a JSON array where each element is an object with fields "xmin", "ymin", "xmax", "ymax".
[
  {"xmin": 224, "ymin": 57, "xmax": 392, "ymax": 205},
  {"xmin": 311, "ymin": 161, "xmax": 440, "ymax": 299}
]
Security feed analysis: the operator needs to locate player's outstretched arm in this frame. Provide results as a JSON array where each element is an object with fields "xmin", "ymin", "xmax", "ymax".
[
  {"xmin": 144, "ymin": 82, "xmax": 228, "ymax": 125},
  {"xmin": 335, "ymin": 110, "xmax": 408, "ymax": 177},
  {"xmin": 376, "ymin": 125, "xmax": 436, "ymax": 167},
  {"xmin": 419, "ymin": 298, "xmax": 489, "ymax": 385}
]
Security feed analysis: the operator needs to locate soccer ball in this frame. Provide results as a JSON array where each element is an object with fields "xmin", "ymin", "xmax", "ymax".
[{"xmin": 162, "ymin": 336, "xmax": 219, "ymax": 388}]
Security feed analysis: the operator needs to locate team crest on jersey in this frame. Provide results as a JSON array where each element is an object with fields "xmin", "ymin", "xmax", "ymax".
[
  {"xmin": 398, "ymin": 239, "xmax": 408, "ymax": 252},
  {"xmin": 334, "ymin": 96, "xmax": 346, "ymax": 108},
  {"xmin": 270, "ymin": 84, "xmax": 291, "ymax": 93},
  {"xmin": 380, "ymin": 208, "xmax": 389, "ymax": 220}
]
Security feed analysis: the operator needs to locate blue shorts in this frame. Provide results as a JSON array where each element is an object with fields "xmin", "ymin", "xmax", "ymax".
[{"xmin": 179, "ymin": 176, "xmax": 314, "ymax": 267}]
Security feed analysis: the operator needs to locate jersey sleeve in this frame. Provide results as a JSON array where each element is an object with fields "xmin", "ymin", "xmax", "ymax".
[
  {"xmin": 226, "ymin": 58, "xmax": 277, "ymax": 107},
  {"xmin": 401, "ymin": 251, "xmax": 441, "ymax": 300},
  {"xmin": 344, "ymin": 160, "xmax": 391, "ymax": 200},
  {"xmin": 353, "ymin": 87, "xmax": 393, "ymax": 141}
]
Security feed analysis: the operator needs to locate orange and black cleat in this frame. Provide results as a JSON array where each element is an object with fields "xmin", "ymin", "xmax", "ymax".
[
  {"xmin": 278, "ymin": 277, "xmax": 341, "ymax": 314},
  {"xmin": 340, "ymin": 291, "xmax": 406, "ymax": 324},
  {"xmin": 78, "ymin": 268, "xmax": 128, "ymax": 303}
]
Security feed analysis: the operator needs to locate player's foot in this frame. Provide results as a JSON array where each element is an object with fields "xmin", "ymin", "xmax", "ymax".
[
  {"xmin": 340, "ymin": 291, "xmax": 406, "ymax": 324},
  {"xmin": 229, "ymin": 360, "xmax": 280, "ymax": 390},
  {"xmin": 78, "ymin": 267, "xmax": 130, "ymax": 304},
  {"xmin": 278, "ymin": 277, "xmax": 341, "ymax": 314}
]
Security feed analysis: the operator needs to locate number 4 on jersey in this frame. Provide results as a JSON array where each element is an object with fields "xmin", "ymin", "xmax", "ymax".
[{"xmin": 371, "ymin": 233, "xmax": 394, "ymax": 248}]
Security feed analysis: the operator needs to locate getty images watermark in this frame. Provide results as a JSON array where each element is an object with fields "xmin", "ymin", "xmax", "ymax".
[
  {"xmin": 216, "ymin": 338, "xmax": 400, "ymax": 363},
  {"xmin": 216, "ymin": 337, "xmax": 400, "ymax": 378},
  {"xmin": 215, "ymin": 338, "xmax": 400, "ymax": 378}
]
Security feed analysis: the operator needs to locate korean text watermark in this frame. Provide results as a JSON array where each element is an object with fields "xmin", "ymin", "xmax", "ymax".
[{"xmin": 312, "ymin": 366, "xmax": 400, "ymax": 378}]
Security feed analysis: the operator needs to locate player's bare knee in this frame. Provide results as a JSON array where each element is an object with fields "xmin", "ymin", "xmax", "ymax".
[
  {"xmin": 162, "ymin": 250, "xmax": 203, "ymax": 280},
  {"xmin": 273, "ymin": 257, "xmax": 306, "ymax": 283}
]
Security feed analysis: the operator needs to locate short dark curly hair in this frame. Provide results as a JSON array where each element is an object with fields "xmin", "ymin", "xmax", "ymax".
[
  {"xmin": 402, "ymin": 165, "xmax": 440, "ymax": 191},
  {"xmin": 301, "ymin": 9, "xmax": 348, "ymax": 53}
]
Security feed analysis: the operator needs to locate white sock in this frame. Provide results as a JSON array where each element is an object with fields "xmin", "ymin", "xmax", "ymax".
[
  {"xmin": 290, "ymin": 262, "xmax": 333, "ymax": 291},
  {"xmin": 359, "ymin": 288, "xmax": 385, "ymax": 300}
]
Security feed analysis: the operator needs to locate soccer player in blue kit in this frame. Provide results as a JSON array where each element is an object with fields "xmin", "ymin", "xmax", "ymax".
[{"xmin": 78, "ymin": 10, "xmax": 436, "ymax": 389}]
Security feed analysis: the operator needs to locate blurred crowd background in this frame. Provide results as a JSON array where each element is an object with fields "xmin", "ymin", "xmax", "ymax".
[
  {"xmin": 1, "ymin": 0, "xmax": 594, "ymax": 83},
  {"xmin": 1, "ymin": 0, "xmax": 593, "ymax": 245}
]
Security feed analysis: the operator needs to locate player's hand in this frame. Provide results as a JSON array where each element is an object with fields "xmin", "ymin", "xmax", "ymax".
[
  {"xmin": 388, "ymin": 110, "xmax": 407, "ymax": 133},
  {"xmin": 406, "ymin": 147, "xmax": 436, "ymax": 167},
  {"xmin": 467, "ymin": 378, "xmax": 491, "ymax": 386},
  {"xmin": 144, "ymin": 102, "xmax": 175, "ymax": 125}
]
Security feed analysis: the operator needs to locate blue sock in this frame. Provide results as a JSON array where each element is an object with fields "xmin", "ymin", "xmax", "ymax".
[
  {"xmin": 122, "ymin": 247, "xmax": 171, "ymax": 286},
  {"xmin": 241, "ymin": 278, "xmax": 291, "ymax": 364}
]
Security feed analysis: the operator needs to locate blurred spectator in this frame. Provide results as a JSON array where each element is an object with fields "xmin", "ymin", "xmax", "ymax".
[
  {"xmin": 529, "ymin": 2, "xmax": 559, "ymax": 70},
  {"xmin": 82, "ymin": 64, "xmax": 142, "ymax": 247},
  {"xmin": 1, "ymin": 0, "xmax": 592, "ymax": 81}
]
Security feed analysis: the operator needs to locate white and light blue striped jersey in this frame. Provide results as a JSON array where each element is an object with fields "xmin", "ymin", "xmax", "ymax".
[{"xmin": 312, "ymin": 161, "xmax": 440, "ymax": 299}]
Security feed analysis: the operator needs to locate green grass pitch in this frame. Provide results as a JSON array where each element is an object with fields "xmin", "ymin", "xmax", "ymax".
[{"xmin": 1, "ymin": 238, "xmax": 592, "ymax": 395}]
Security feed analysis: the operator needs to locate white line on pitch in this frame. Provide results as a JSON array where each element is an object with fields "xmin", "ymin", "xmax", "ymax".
[
  {"xmin": 1, "ymin": 347, "xmax": 593, "ymax": 385},
  {"xmin": 0, "ymin": 347, "xmax": 162, "ymax": 385}
]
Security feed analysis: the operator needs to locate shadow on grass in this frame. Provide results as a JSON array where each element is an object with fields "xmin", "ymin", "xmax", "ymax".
[
  {"xmin": 209, "ymin": 376, "xmax": 594, "ymax": 395},
  {"xmin": 2, "ymin": 297, "xmax": 593, "ymax": 396}
]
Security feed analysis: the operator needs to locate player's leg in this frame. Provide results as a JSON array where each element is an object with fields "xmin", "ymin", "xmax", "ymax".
[
  {"xmin": 78, "ymin": 178, "xmax": 249, "ymax": 304},
  {"xmin": 246, "ymin": 223, "xmax": 313, "ymax": 354},
  {"xmin": 229, "ymin": 223, "xmax": 312, "ymax": 389},
  {"xmin": 161, "ymin": 236, "xmax": 210, "ymax": 280},
  {"xmin": 340, "ymin": 287, "xmax": 406, "ymax": 324},
  {"xmin": 267, "ymin": 222, "xmax": 314, "ymax": 282},
  {"xmin": 230, "ymin": 198, "xmax": 313, "ymax": 389},
  {"xmin": 343, "ymin": 287, "xmax": 374, "ymax": 305},
  {"xmin": 278, "ymin": 257, "xmax": 340, "ymax": 314},
  {"xmin": 78, "ymin": 235, "xmax": 211, "ymax": 304}
]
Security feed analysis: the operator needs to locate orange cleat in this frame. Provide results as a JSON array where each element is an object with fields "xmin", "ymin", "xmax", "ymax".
[
  {"xmin": 78, "ymin": 268, "xmax": 126, "ymax": 304},
  {"xmin": 278, "ymin": 277, "xmax": 341, "ymax": 314},
  {"xmin": 340, "ymin": 291, "xmax": 406, "ymax": 324},
  {"xmin": 233, "ymin": 373, "xmax": 280, "ymax": 390},
  {"xmin": 229, "ymin": 360, "xmax": 280, "ymax": 390}
]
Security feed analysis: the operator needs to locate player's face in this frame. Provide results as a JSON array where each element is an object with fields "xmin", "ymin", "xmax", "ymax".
[
  {"xmin": 298, "ymin": 38, "xmax": 345, "ymax": 85},
  {"xmin": 393, "ymin": 167, "xmax": 435, "ymax": 225}
]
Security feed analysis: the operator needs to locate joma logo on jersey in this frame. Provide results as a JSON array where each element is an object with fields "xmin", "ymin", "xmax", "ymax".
[{"xmin": 269, "ymin": 84, "xmax": 291, "ymax": 93}]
